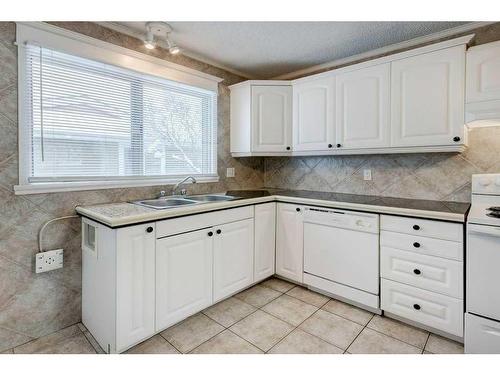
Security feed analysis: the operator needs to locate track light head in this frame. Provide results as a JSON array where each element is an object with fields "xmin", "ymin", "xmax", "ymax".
[{"xmin": 143, "ymin": 22, "xmax": 181, "ymax": 55}]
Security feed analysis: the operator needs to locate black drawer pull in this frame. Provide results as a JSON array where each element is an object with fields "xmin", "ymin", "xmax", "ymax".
[
  {"xmin": 413, "ymin": 225, "xmax": 420, "ymax": 230},
  {"xmin": 336, "ymin": 143, "xmax": 342, "ymax": 148},
  {"xmin": 413, "ymin": 269, "xmax": 421, "ymax": 275},
  {"xmin": 413, "ymin": 304, "xmax": 421, "ymax": 310},
  {"xmin": 146, "ymin": 226, "xmax": 153, "ymax": 233},
  {"xmin": 296, "ymin": 207, "xmax": 301, "ymax": 212},
  {"xmin": 286, "ymin": 146, "xmax": 291, "ymax": 151},
  {"xmin": 216, "ymin": 229, "xmax": 222, "ymax": 234},
  {"xmin": 413, "ymin": 242, "xmax": 421, "ymax": 248},
  {"xmin": 453, "ymin": 136, "xmax": 461, "ymax": 142},
  {"xmin": 207, "ymin": 231, "xmax": 213, "ymax": 237},
  {"xmin": 328, "ymin": 144, "xmax": 333, "ymax": 148}
]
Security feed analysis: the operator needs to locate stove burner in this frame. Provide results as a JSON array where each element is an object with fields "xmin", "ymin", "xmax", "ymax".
[
  {"xmin": 487, "ymin": 212, "xmax": 500, "ymax": 219},
  {"xmin": 488, "ymin": 206, "xmax": 500, "ymax": 212}
]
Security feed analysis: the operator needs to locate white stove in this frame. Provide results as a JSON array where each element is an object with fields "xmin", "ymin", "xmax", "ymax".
[
  {"xmin": 467, "ymin": 173, "xmax": 500, "ymax": 226},
  {"xmin": 465, "ymin": 173, "xmax": 500, "ymax": 353}
]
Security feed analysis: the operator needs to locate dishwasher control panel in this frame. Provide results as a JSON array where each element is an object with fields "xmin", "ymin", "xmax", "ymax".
[{"xmin": 303, "ymin": 207, "xmax": 379, "ymax": 233}]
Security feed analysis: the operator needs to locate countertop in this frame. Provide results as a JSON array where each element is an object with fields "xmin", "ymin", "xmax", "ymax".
[{"xmin": 75, "ymin": 189, "xmax": 470, "ymax": 228}]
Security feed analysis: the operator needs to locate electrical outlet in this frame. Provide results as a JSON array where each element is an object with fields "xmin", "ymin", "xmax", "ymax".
[
  {"xmin": 35, "ymin": 249, "xmax": 63, "ymax": 273},
  {"xmin": 226, "ymin": 167, "xmax": 235, "ymax": 178},
  {"xmin": 363, "ymin": 169, "xmax": 372, "ymax": 181}
]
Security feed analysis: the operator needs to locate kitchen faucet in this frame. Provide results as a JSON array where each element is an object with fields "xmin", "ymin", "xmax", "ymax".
[{"xmin": 171, "ymin": 176, "xmax": 197, "ymax": 196}]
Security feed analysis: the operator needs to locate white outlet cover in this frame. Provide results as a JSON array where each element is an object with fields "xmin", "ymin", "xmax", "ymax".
[
  {"xmin": 363, "ymin": 169, "xmax": 372, "ymax": 181},
  {"xmin": 35, "ymin": 249, "xmax": 64, "ymax": 273},
  {"xmin": 226, "ymin": 167, "xmax": 235, "ymax": 178}
]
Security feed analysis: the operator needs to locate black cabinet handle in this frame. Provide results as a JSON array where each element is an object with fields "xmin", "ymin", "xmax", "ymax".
[
  {"xmin": 146, "ymin": 226, "xmax": 153, "ymax": 233},
  {"xmin": 336, "ymin": 144, "xmax": 342, "ymax": 148},
  {"xmin": 328, "ymin": 144, "xmax": 333, "ymax": 148},
  {"xmin": 286, "ymin": 146, "xmax": 291, "ymax": 151},
  {"xmin": 207, "ymin": 231, "xmax": 213, "ymax": 237},
  {"xmin": 413, "ymin": 269, "xmax": 421, "ymax": 275},
  {"xmin": 216, "ymin": 229, "xmax": 222, "ymax": 234},
  {"xmin": 413, "ymin": 225, "xmax": 420, "ymax": 230},
  {"xmin": 453, "ymin": 136, "xmax": 461, "ymax": 142},
  {"xmin": 413, "ymin": 304, "xmax": 421, "ymax": 310},
  {"xmin": 413, "ymin": 242, "xmax": 421, "ymax": 248},
  {"xmin": 296, "ymin": 207, "xmax": 301, "ymax": 212}
]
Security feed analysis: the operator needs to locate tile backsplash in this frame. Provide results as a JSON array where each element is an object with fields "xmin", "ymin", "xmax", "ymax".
[{"xmin": 264, "ymin": 126, "xmax": 500, "ymax": 202}]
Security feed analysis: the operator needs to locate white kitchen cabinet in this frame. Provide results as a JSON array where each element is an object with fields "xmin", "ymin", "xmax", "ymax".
[
  {"xmin": 213, "ymin": 218, "xmax": 254, "ymax": 301},
  {"xmin": 466, "ymin": 40, "xmax": 500, "ymax": 123},
  {"xmin": 254, "ymin": 203, "xmax": 276, "ymax": 282},
  {"xmin": 115, "ymin": 223, "xmax": 156, "ymax": 352},
  {"xmin": 276, "ymin": 203, "xmax": 304, "ymax": 283},
  {"xmin": 336, "ymin": 63, "xmax": 391, "ymax": 149},
  {"xmin": 391, "ymin": 45, "xmax": 466, "ymax": 147},
  {"xmin": 292, "ymin": 76, "xmax": 335, "ymax": 151},
  {"xmin": 156, "ymin": 229, "xmax": 213, "ymax": 331},
  {"xmin": 251, "ymin": 85, "xmax": 293, "ymax": 153}
]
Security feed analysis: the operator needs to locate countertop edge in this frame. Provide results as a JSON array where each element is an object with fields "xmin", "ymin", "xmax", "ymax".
[{"xmin": 76, "ymin": 194, "xmax": 467, "ymax": 228}]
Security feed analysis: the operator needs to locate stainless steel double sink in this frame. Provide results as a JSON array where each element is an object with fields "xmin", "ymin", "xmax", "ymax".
[{"xmin": 131, "ymin": 194, "xmax": 241, "ymax": 210}]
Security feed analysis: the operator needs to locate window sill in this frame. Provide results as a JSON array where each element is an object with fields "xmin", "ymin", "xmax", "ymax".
[{"xmin": 14, "ymin": 176, "xmax": 220, "ymax": 195}]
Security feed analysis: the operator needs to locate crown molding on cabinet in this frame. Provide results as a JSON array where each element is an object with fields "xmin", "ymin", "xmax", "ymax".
[{"xmin": 273, "ymin": 22, "xmax": 494, "ymax": 80}]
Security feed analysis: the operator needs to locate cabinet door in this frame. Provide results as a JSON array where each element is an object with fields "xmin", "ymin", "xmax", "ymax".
[
  {"xmin": 466, "ymin": 41, "xmax": 500, "ymax": 103},
  {"xmin": 254, "ymin": 203, "xmax": 276, "ymax": 282},
  {"xmin": 213, "ymin": 218, "xmax": 254, "ymax": 301},
  {"xmin": 156, "ymin": 229, "xmax": 213, "ymax": 331},
  {"xmin": 336, "ymin": 64, "xmax": 390, "ymax": 149},
  {"xmin": 391, "ymin": 46, "xmax": 465, "ymax": 147},
  {"xmin": 276, "ymin": 203, "xmax": 304, "ymax": 283},
  {"xmin": 251, "ymin": 85, "xmax": 292, "ymax": 152},
  {"xmin": 293, "ymin": 76, "xmax": 335, "ymax": 151},
  {"xmin": 116, "ymin": 224, "xmax": 156, "ymax": 352}
]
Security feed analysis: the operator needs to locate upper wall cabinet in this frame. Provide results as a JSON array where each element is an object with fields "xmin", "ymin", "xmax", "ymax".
[
  {"xmin": 293, "ymin": 76, "xmax": 335, "ymax": 151},
  {"xmin": 229, "ymin": 35, "xmax": 472, "ymax": 157},
  {"xmin": 229, "ymin": 81, "xmax": 292, "ymax": 156},
  {"xmin": 336, "ymin": 63, "xmax": 391, "ymax": 150},
  {"xmin": 466, "ymin": 40, "xmax": 500, "ymax": 123},
  {"xmin": 391, "ymin": 45, "xmax": 466, "ymax": 148}
]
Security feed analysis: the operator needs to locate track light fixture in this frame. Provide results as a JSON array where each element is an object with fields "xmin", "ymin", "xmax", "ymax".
[{"xmin": 144, "ymin": 22, "xmax": 181, "ymax": 55}]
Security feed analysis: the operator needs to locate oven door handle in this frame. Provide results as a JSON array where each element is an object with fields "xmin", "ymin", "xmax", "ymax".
[{"xmin": 468, "ymin": 224, "xmax": 500, "ymax": 237}]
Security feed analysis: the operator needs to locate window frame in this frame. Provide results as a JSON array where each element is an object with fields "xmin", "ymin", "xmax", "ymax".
[{"xmin": 15, "ymin": 22, "xmax": 222, "ymax": 195}]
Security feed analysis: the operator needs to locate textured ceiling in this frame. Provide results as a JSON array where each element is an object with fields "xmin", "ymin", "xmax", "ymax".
[{"xmin": 114, "ymin": 22, "xmax": 470, "ymax": 78}]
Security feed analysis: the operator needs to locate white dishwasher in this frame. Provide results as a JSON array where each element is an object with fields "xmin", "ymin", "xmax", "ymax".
[{"xmin": 303, "ymin": 207, "xmax": 380, "ymax": 310}]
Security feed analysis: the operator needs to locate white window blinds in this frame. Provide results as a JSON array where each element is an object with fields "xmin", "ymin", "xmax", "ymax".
[{"xmin": 23, "ymin": 44, "xmax": 217, "ymax": 183}]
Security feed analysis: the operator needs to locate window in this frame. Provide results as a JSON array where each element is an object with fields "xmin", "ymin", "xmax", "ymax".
[{"xmin": 15, "ymin": 23, "xmax": 222, "ymax": 194}]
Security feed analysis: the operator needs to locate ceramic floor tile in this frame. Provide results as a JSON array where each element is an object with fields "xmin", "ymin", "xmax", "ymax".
[
  {"xmin": 425, "ymin": 334, "xmax": 464, "ymax": 354},
  {"xmin": 83, "ymin": 330, "xmax": 105, "ymax": 354},
  {"xmin": 13, "ymin": 325, "xmax": 95, "ymax": 354},
  {"xmin": 125, "ymin": 335, "xmax": 179, "ymax": 354},
  {"xmin": 229, "ymin": 310, "xmax": 294, "ymax": 352},
  {"xmin": 322, "ymin": 300, "xmax": 374, "ymax": 326},
  {"xmin": 268, "ymin": 329, "xmax": 343, "ymax": 354},
  {"xmin": 260, "ymin": 277, "xmax": 296, "ymax": 293},
  {"xmin": 299, "ymin": 309, "xmax": 363, "ymax": 350},
  {"xmin": 160, "ymin": 313, "xmax": 225, "ymax": 353},
  {"xmin": 285, "ymin": 286, "xmax": 330, "ymax": 307},
  {"xmin": 234, "ymin": 285, "xmax": 282, "ymax": 308},
  {"xmin": 348, "ymin": 328, "xmax": 421, "ymax": 354},
  {"xmin": 367, "ymin": 315, "xmax": 429, "ymax": 349},
  {"xmin": 190, "ymin": 330, "xmax": 263, "ymax": 354},
  {"xmin": 203, "ymin": 297, "xmax": 257, "ymax": 327},
  {"xmin": 261, "ymin": 294, "xmax": 318, "ymax": 326}
]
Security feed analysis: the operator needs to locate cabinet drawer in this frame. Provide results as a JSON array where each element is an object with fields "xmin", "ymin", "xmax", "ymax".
[
  {"xmin": 381, "ymin": 247, "xmax": 463, "ymax": 298},
  {"xmin": 381, "ymin": 215, "xmax": 463, "ymax": 242},
  {"xmin": 156, "ymin": 206, "xmax": 254, "ymax": 238},
  {"xmin": 381, "ymin": 231, "xmax": 463, "ymax": 261},
  {"xmin": 381, "ymin": 279, "xmax": 463, "ymax": 337}
]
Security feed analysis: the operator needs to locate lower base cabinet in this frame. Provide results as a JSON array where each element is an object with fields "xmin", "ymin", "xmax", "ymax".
[
  {"xmin": 276, "ymin": 203, "xmax": 304, "ymax": 283},
  {"xmin": 254, "ymin": 203, "xmax": 276, "ymax": 282},
  {"xmin": 156, "ymin": 228, "xmax": 214, "ymax": 331},
  {"xmin": 213, "ymin": 218, "xmax": 254, "ymax": 302}
]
